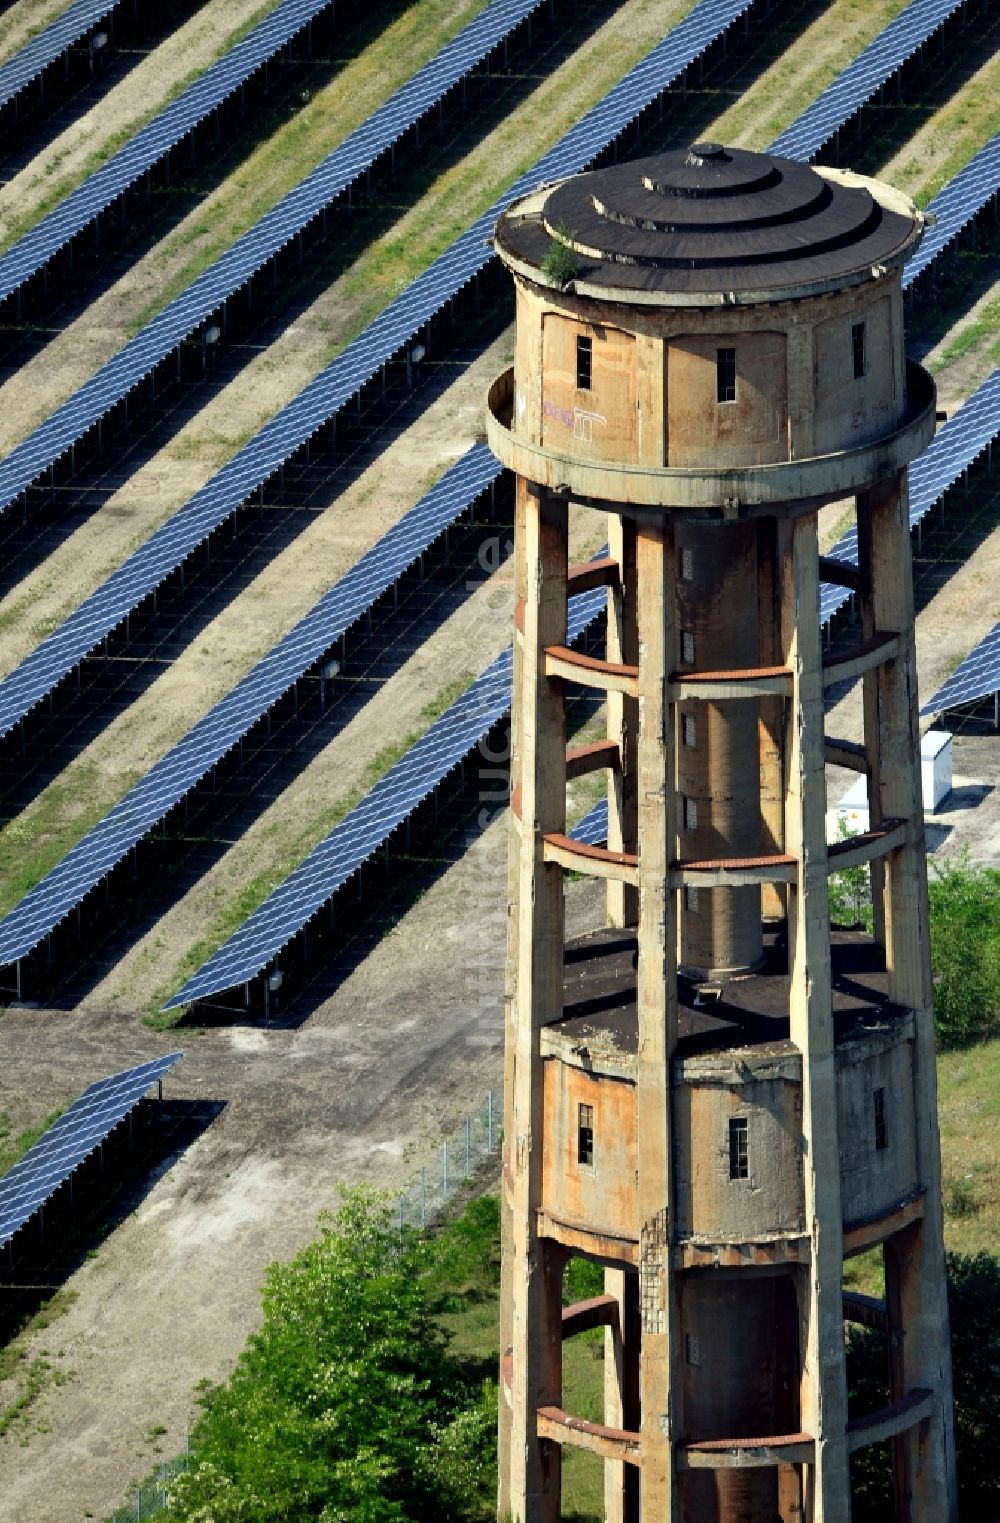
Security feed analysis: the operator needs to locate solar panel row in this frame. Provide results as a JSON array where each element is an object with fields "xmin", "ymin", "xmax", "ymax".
[
  {"xmin": 0, "ymin": 448, "xmax": 501, "ymax": 967},
  {"xmin": 165, "ymin": 584, "xmax": 606, "ymax": 1008},
  {"xmin": 769, "ymin": 0, "xmax": 964, "ymax": 163},
  {"xmin": 0, "ymin": 1052, "xmax": 182, "ymax": 1251},
  {"xmin": 921, "ymin": 617, "xmax": 1000, "ymax": 718},
  {"xmin": 0, "ymin": 0, "xmax": 546, "ymax": 517},
  {"xmin": 0, "ymin": 0, "xmax": 121, "ymax": 113},
  {"xmin": 819, "ymin": 367, "xmax": 1000, "ymax": 626},
  {"xmin": 1, "ymin": 2, "xmax": 991, "ymax": 751},
  {"xmin": 572, "ymin": 796, "xmax": 609, "ymax": 849},
  {"xmin": 902, "ymin": 130, "xmax": 1000, "ymax": 289},
  {"xmin": 0, "ymin": 0, "xmax": 751, "ymax": 520},
  {"xmin": 0, "ymin": 0, "xmax": 758, "ymax": 975},
  {"xmin": 0, "ymin": 0, "xmax": 337, "ymax": 312}
]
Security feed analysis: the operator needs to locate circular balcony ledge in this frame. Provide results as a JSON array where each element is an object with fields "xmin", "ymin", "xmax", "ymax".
[{"xmin": 485, "ymin": 359, "xmax": 935, "ymax": 512}]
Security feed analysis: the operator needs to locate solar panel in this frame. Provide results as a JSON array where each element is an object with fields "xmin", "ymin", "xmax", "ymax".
[
  {"xmin": 0, "ymin": 448, "xmax": 501, "ymax": 967},
  {"xmin": 820, "ymin": 367, "xmax": 1000, "ymax": 627},
  {"xmin": 164, "ymin": 584, "xmax": 607, "ymax": 1008},
  {"xmin": 0, "ymin": 1052, "xmax": 182, "ymax": 1251},
  {"xmin": 0, "ymin": 0, "xmax": 751, "ymax": 520},
  {"xmin": 921, "ymin": 616, "xmax": 1000, "ymax": 719},
  {"xmin": 769, "ymin": 0, "xmax": 964, "ymax": 163},
  {"xmin": 903, "ymin": 131, "xmax": 1000, "ymax": 288},
  {"xmin": 572, "ymin": 796, "xmax": 609, "ymax": 848},
  {"xmin": 0, "ymin": 0, "xmax": 122, "ymax": 114}
]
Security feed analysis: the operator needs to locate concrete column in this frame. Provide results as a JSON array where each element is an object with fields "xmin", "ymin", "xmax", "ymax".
[
  {"xmin": 778, "ymin": 512, "xmax": 850, "ymax": 1523},
  {"xmin": 757, "ymin": 517, "xmax": 786, "ymax": 921},
  {"xmin": 856, "ymin": 489, "xmax": 887, "ymax": 949},
  {"xmin": 500, "ymin": 480, "xmax": 569, "ymax": 1523},
  {"xmin": 604, "ymin": 1267, "xmax": 641, "ymax": 1523},
  {"xmin": 634, "ymin": 518, "xmax": 680, "ymax": 1523},
  {"xmin": 607, "ymin": 514, "xmax": 639, "ymax": 927},
  {"xmin": 860, "ymin": 473, "xmax": 957, "ymax": 1523}
]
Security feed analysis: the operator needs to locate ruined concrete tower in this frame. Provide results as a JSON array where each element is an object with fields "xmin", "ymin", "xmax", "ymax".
[{"xmin": 487, "ymin": 142, "xmax": 957, "ymax": 1523}]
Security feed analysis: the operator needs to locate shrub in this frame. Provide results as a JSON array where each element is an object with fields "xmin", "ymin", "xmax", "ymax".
[{"xmin": 540, "ymin": 224, "xmax": 579, "ymax": 286}]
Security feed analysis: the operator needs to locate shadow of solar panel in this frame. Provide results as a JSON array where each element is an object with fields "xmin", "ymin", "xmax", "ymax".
[
  {"xmin": 903, "ymin": 131, "xmax": 1000, "ymax": 289},
  {"xmin": 164, "ymin": 583, "xmax": 607, "ymax": 1008},
  {"xmin": 0, "ymin": 0, "xmax": 752, "ymax": 520},
  {"xmin": 0, "ymin": 0, "xmax": 123, "ymax": 112},
  {"xmin": 769, "ymin": 0, "xmax": 964, "ymax": 163},
  {"xmin": 0, "ymin": 1052, "xmax": 182, "ymax": 1250},
  {"xmin": 820, "ymin": 367, "xmax": 1000, "ymax": 628},
  {"xmin": 0, "ymin": 447, "xmax": 501, "ymax": 967}
]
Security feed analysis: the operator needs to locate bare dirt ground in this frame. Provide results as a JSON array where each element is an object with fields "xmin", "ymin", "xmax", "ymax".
[{"xmin": 0, "ymin": 833, "xmax": 604, "ymax": 1523}]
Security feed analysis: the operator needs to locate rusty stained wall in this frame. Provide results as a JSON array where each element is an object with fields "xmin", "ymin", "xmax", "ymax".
[
  {"xmin": 672, "ymin": 1073, "xmax": 804, "ymax": 1242},
  {"xmin": 836, "ymin": 1030, "xmax": 919, "ymax": 1225},
  {"xmin": 539, "ymin": 314, "xmax": 639, "ymax": 461},
  {"xmin": 541, "ymin": 1015, "xmax": 920, "ymax": 1249},
  {"xmin": 666, "ymin": 330, "xmax": 787, "ymax": 468},
  {"xmin": 510, "ymin": 278, "xmax": 908, "ymax": 475},
  {"xmin": 541, "ymin": 1058, "xmax": 637, "ymax": 1238}
]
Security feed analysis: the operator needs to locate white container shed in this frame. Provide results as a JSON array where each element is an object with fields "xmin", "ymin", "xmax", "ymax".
[{"xmin": 830, "ymin": 730, "xmax": 953, "ymax": 839}]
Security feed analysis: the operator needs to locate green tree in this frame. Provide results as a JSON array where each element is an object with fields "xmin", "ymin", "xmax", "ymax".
[
  {"xmin": 848, "ymin": 1251, "xmax": 1000, "ymax": 1519},
  {"xmin": 164, "ymin": 1190, "xmax": 496, "ymax": 1523},
  {"xmin": 927, "ymin": 857, "xmax": 1000, "ymax": 1048}
]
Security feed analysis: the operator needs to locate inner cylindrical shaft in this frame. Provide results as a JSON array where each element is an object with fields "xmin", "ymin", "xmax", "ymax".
[{"xmin": 675, "ymin": 519, "xmax": 764, "ymax": 978}]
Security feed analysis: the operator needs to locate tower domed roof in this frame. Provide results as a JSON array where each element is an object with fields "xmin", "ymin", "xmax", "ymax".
[{"xmin": 494, "ymin": 143, "xmax": 923, "ymax": 305}]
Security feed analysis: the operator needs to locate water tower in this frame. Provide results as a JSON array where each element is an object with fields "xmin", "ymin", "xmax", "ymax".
[{"xmin": 487, "ymin": 142, "xmax": 956, "ymax": 1523}]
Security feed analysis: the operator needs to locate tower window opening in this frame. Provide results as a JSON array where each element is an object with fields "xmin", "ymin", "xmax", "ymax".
[
  {"xmin": 685, "ymin": 885, "xmax": 699, "ymax": 913},
  {"xmin": 680, "ymin": 546, "xmax": 695, "ymax": 581},
  {"xmin": 682, "ymin": 630, "xmax": 696, "ymax": 664},
  {"xmin": 685, "ymin": 1333, "xmax": 700, "ymax": 1366},
  {"xmin": 729, "ymin": 1117, "xmax": 749, "ymax": 1179},
  {"xmin": 683, "ymin": 714, "xmax": 697, "ymax": 749},
  {"xmin": 683, "ymin": 796, "xmax": 698, "ymax": 832},
  {"xmin": 852, "ymin": 322, "xmax": 866, "ymax": 379},
  {"xmin": 874, "ymin": 1086, "xmax": 888, "ymax": 1151},
  {"xmin": 716, "ymin": 346, "xmax": 736, "ymax": 403},
  {"xmin": 576, "ymin": 334, "xmax": 593, "ymax": 391},
  {"xmin": 578, "ymin": 1103, "xmax": 594, "ymax": 1166}
]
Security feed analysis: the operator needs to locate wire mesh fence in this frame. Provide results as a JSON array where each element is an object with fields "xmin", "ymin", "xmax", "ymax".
[
  {"xmin": 108, "ymin": 1453, "xmax": 189, "ymax": 1521},
  {"xmin": 395, "ymin": 1089, "xmax": 500, "ymax": 1230}
]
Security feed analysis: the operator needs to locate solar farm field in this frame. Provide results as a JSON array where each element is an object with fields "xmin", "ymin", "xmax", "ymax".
[{"xmin": 0, "ymin": 0, "xmax": 996, "ymax": 1515}]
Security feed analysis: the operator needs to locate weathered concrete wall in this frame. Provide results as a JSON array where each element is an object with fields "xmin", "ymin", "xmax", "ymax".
[
  {"xmin": 511, "ymin": 279, "xmax": 909, "ymax": 473},
  {"xmin": 541, "ymin": 1018, "xmax": 919, "ymax": 1250},
  {"xmin": 836, "ymin": 1026, "xmax": 918, "ymax": 1226},
  {"xmin": 672, "ymin": 1072, "xmax": 804, "ymax": 1241}
]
